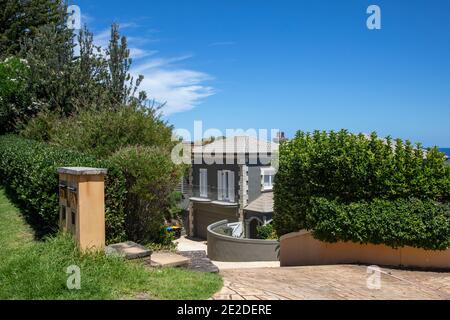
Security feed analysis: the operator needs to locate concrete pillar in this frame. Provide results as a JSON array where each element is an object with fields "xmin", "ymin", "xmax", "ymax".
[
  {"xmin": 188, "ymin": 201, "xmax": 194, "ymax": 237},
  {"xmin": 58, "ymin": 167, "xmax": 107, "ymax": 252},
  {"xmin": 238, "ymin": 165, "xmax": 248, "ymax": 222}
]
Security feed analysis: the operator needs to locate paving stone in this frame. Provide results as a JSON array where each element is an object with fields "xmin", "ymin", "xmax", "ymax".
[
  {"xmin": 149, "ymin": 252, "xmax": 189, "ymax": 268},
  {"xmin": 106, "ymin": 241, "xmax": 152, "ymax": 259},
  {"xmin": 256, "ymin": 295, "xmax": 276, "ymax": 300},
  {"xmin": 177, "ymin": 250, "xmax": 219, "ymax": 273},
  {"xmin": 234, "ymin": 288, "xmax": 265, "ymax": 296},
  {"xmin": 216, "ymin": 287, "xmax": 238, "ymax": 295},
  {"xmin": 213, "ymin": 265, "xmax": 450, "ymax": 300}
]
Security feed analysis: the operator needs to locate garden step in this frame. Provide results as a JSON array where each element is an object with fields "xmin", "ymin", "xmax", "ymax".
[
  {"xmin": 148, "ymin": 252, "xmax": 190, "ymax": 268},
  {"xmin": 105, "ymin": 241, "xmax": 152, "ymax": 260},
  {"xmin": 178, "ymin": 250, "xmax": 220, "ymax": 273}
]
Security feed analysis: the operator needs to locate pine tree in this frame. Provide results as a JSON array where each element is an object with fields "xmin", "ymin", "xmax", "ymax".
[
  {"xmin": 21, "ymin": 22, "xmax": 76, "ymax": 115},
  {"xmin": 73, "ymin": 25, "xmax": 110, "ymax": 111},
  {"xmin": 0, "ymin": 0, "xmax": 67, "ymax": 58},
  {"xmin": 106, "ymin": 23, "xmax": 146, "ymax": 109}
]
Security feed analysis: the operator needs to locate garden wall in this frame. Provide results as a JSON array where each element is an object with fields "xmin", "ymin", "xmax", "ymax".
[
  {"xmin": 207, "ymin": 220, "xmax": 279, "ymax": 262},
  {"xmin": 279, "ymin": 230, "xmax": 450, "ymax": 269}
]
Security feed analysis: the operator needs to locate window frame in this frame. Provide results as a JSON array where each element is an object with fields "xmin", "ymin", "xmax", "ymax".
[
  {"xmin": 218, "ymin": 170, "xmax": 235, "ymax": 202},
  {"xmin": 261, "ymin": 167, "xmax": 275, "ymax": 191},
  {"xmin": 199, "ymin": 168, "xmax": 208, "ymax": 197}
]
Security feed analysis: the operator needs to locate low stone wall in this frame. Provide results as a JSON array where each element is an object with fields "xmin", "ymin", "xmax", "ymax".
[
  {"xmin": 207, "ymin": 220, "xmax": 279, "ymax": 262},
  {"xmin": 280, "ymin": 230, "xmax": 450, "ymax": 270}
]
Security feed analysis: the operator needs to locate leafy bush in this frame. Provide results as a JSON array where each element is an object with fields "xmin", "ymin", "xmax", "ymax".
[
  {"xmin": 109, "ymin": 146, "xmax": 183, "ymax": 243},
  {"xmin": 256, "ymin": 223, "xmax": 277, "ymax": 240},
  {"xmin": 19, "ymin": 106, "xmax": 184, "ymax": 244},
  {"xmin": 0, "ymin": 135, "xmax": 126, "ymax": 243},
  {"xmin": 0, "ymin": 57, "xmax": 36, "ymax": 134},
  {"xmin": 18, "ymin": 111, "xmax": 61, "ymax": 142},
  {"xmin": 274, "ymin": 130, "xmax": 450, "ymax": 246},
  {"xmin": 307, "ymin": 197, "xmax": 450, "ymax": 250},
  {"xmin": 21, "ymin": 105, "xmax": 174, "ymax": 158}
]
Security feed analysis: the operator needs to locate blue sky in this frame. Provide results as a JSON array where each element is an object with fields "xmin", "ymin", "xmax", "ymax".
[{"xmin": 73, "ymin": 0, "xmax": 450, "ymax": 147}]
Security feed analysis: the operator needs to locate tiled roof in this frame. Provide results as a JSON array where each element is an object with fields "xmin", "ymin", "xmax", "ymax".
[
  {"xmin": 192, "ymin": 135, "xmax": 278, "ymax": 154},
  {"xmin": 244, "ymin": 191, "xmax": 274, "ymax": 213}
]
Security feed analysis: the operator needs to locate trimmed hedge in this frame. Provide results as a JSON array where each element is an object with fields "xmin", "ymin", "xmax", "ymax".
[
  {"xmin": 0, "ymin": 135, "xmax": 126, "ymax": 243},
  {"xmin": 307, "ymin": 197, "xmax": 450, "ymax": 250},
  {"xmin": 274, "ymin": 130, "xmax": 450, "ymax": 249}
]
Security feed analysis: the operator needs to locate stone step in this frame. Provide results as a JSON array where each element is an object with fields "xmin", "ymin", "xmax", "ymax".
[
  {"xmin": 178, "ymin": 250, "xmax": 220, "ymax": 273},
  {"xmin": 105, "ymin": 241, "xmax": 152, "ymax": 260},
  {"xmin": 148, "ymin": 252, "xmax": 190, "ymax": 268}
]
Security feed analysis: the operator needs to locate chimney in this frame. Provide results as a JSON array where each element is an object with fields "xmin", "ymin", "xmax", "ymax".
[{"xmin": 273, "ymin": 131, "xmax": 286, "ymax": 143}]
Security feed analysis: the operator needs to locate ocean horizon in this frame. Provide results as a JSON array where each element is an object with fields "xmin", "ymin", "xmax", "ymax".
[{"xmin": 440, "ymin": 148, "xmax": 450, "ymax": 157}]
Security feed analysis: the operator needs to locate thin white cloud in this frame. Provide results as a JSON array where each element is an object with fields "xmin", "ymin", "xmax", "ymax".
[
  {"xmin": 92, "ymin": 24, "xmax": 215, "ymax": 115},
  {"xmin": 132, "ymin": 59, "xmax": 215, "ymax": 115},
  {"xmin": 129, "ymin": 48, "xmax": 157, "ymax": 60},
  {"xmin": 80, "ymin": 13, "xmax": 94, "ymax": 25},
  {"xmin": 93, "ymin": 28, "xmax": 111, "ymax": 49},
  {"xmin": 132, "ymin": 55, "xmax": 192, "ymax": 73}
]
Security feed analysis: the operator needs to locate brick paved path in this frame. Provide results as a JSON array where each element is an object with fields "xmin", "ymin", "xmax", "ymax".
[{"xmin": 213, "ymin": 265, "xmax": 450, "ymax": 300}]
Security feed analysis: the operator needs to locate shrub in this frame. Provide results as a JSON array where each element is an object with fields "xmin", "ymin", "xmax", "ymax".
[
  {"xmin": 19, "ymin": 111, "xmax": 61, "ymax": 142},
  {"xmin": 0, "ymin": 57, "xmax": 36, "ymax": 134},
  {"xmin": 0, "ymin": 135, "xmax": 126, "ymax": 243},
  {"xmin": 22, "ymin": 105, "xmax": 174, "ymax": 158},
  {"xmin": 256, "ymin": 223, "xmax": 277, "ymax": 240},
  {"xmin": 306, "ymin": 197, "xmax": 450, "ymax": 250},
  {"xmin": 109, "ymin": 146, "xmax": 183, "ymax": 243},
  {"xmin": 274, "ymin": 129, "xmax": 450, "ymax": 244}
]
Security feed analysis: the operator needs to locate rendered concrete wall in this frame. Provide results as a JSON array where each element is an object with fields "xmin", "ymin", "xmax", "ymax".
[
  {"xmin": 193, "ymin": 203, "xmax": 239, "ymax": 239},
  {"xmin": 247, "ymin": 166, "xmax": 262, "ymax": 203},
  {"xmin": 207, "ymin": 220, "xmax": 279, "ymax": 262},
  {"xmin": 280, "ymin": 230, "xmax": 450, "ymax": 270}
]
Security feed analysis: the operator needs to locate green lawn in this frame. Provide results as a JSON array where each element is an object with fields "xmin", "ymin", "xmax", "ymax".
[{"xmin": 0, "ymin": 188, "xmax": 222, "ymax": 300}]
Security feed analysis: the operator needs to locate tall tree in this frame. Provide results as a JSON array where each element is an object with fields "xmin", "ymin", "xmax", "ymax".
[
  {"xmin": 0, "ymin": 0, "xmax": 67, "ymax": 58},
  {"xmin": 21, "ymin": 22, "xmax": 76, "ymax": 115},
  {"xmin": 106, "ymin": 23, "xmax": 146, "ymax": 109},
  {"xmin": 72, "ymin": 25, "xmax": 110, "ymax": 111}
]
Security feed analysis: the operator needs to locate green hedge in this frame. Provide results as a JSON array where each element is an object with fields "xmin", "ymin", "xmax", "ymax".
[
  {"xmin": 0, "ymin": 135, "xmax": 126, "ymax": 243},
  {"xmin": 274, "ymin": 130, "xmax": 450, "ymax": 248},
  {"xmin": 307, "ymin": 197, "xmax": 450, "ymax": 250}
]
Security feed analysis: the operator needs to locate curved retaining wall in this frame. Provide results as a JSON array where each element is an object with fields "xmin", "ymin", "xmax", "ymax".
[
  {"xmin": 280, "ymin": 230, "xmax": 450, "ymax": 270},
  {"xmin": 207, "ymin": 220, "xmax": 279, "ymax": 262}
]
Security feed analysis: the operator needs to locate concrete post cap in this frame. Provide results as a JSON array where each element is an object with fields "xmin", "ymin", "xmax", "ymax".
[{"xmin": 57, "ymin": 167, "xmax": 108, "ymax": 175}]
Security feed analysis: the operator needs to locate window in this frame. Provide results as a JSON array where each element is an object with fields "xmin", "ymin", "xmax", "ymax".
[
  {"xmin": 218, "ymin": 170, "xmax": 235, "ymax": 202},
  {"xmin": 261, "ymin": 167, "xmax": 275, "ymax": 190},
  {"xmin": 263, "ymin": 174, "xmax": 273, "ymax": 188},
  {"xmin": 199, "ymin": 169, "xmax": 208, "ymax": 197}
]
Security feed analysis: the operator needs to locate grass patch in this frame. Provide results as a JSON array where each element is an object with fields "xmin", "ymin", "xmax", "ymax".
[{"xmin": 0, "ymin": 188, "xmax": 222, "ymax": 299}]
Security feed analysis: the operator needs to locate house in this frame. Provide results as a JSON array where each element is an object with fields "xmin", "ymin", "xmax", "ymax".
[{"xmin": 183, "ymin": 135, "xmax": 279, "ymax": 239}]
